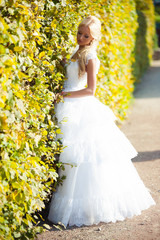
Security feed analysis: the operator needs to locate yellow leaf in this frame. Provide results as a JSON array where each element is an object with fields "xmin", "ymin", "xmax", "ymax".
[
  {"xmin": 0, "ymin": 93, "xmax": 6, "ymax": 107},
  {"xmin": 14, "ymin": 91, "xmax": 24, "ymax": 100},
  {"xmin": 0, "ymin": 16, "xmax": 9, "ymax": 32},
  {"xmin": 0, "ymin": 101, "xmax": 5, "ymax": 108},
  {"xmin": 37, "ymin": 16, "xmax": 45, "ymax": 20},
  {"xmin": 42, "ymin": 130, "xmax": 47, "ymax": 135},
  {"xmin": 14, "ymin": 46, "xmax": 23, "ymax": 52},
  {"xmin": 0, "ymin": 116, "xmax": 8, "ymax": 130},
  {"xmin": 18, "ymin": 71, "xmax": 28, "ymax": 79},
  {"xmin": 4, "ymin": 59, "xmax": 14, "ymax": 66},
  {"xmin": 49, "ymin": 65, "xmax": 54, "ymax": 71},
  {"xmin": 56, "ymin": 129, "xmax": 62, "ymax": 134},
  {"xmin": 35, "ymin": 22, "xmax": 42, "ymax": 29},
  {"xmin": 42, "ymin": 60, "xmax": 50, "ymax": 65},
  {"xmin": 51, "ymin": 20, "xmax": 56, "ymax": 29},
  {"xmin": 0, "ymin": 44, "xmax": 6, "ymax": 54},
  {"xmin": 11, "ymin": 83, "xmax": 19, "ymax": 90},
  {"xmin": 37, "ymin": 40, "xmax": 42, "ymax": 45},
  {"xmin": 39, "ymin": 51, "xmax": 45, "ymax": 59}
]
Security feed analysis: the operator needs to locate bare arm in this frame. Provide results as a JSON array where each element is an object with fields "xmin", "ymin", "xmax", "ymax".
[{"xmin": 62, "ymin": 58, "xmax": 97, "ymax": 98}]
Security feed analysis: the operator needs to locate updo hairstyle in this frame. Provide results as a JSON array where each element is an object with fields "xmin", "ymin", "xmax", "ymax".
[{"xmin": 72, "ymin": 16, "xmax": 101, "ymax": 77}]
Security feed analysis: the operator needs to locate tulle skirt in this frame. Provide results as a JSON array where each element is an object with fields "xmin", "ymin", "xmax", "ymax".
[{"xmin": 48, "ymin": 96, "xmax": 155, "ymax": 227}]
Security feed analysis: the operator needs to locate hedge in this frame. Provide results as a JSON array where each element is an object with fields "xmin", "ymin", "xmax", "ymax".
[
  {"xmin": 95, "ymin": 0, "xmax": 138, "ymax": 119},
  {"xmin": 0, "ymin": 0, "xmax": 155, "ymax": 239},
  {"xmin": 132, "ymin": 0, "xmax": 155, "ymax": 80},
  {"xmin": 0, "ymin": 1, "xmax": 65, "ymax": 239}
]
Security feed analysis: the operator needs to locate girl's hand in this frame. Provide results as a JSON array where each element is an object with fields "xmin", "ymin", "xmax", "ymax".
[
  {"xmin": 53, "ymin": 92, "xmax": 63, "ymax": 104},
  {"xmin": 61, "ymin": 91, "xmax": 68, "ymax": 97},
  {"xmin": 62, "ymin": 91, "xmax": 71, "ymax": 98}
]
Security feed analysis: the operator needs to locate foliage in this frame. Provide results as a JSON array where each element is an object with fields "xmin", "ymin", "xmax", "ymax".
[
  {"xmin": 132, "ymin": 0, "xmax": 155, "ymax": 80},
  {"xmin": 95, "ymin": 0, "xmax": 138, "ymax": 119},
  {"xmin": 155, "ymin": 14, "xmax": 160, "ymax": 23},
  {"xmin": 0, "ymin": 1, "xmax": 62, "ymax": 239},
  {"xmin": 154, "ymin": 4, "xmax": 160, "ymax": 15},
  {"xmin": 0, "ymin": 0, "xmax": 155, "ymax": 239},
  {"xmin": 154, "ymin": 4, "xmax": 160, "ymax": 48}
]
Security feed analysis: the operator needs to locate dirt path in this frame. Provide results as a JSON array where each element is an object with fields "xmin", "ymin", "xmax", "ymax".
[{"xmin": 37, "ymin": 58, "xmax": 160, "ymax": 240}]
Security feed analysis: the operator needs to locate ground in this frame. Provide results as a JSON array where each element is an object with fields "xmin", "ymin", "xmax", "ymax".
[{"xmin": 37, "ymin": 52, "xmax": 160, "ymax": 240}]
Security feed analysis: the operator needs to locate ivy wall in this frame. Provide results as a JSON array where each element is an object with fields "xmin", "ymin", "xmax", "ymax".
[{"xmin": 0, "ymin": 0, "xmax": 155, "ymax": 239}]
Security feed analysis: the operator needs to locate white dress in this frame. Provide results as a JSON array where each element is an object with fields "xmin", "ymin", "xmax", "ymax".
[{"xmin": 48, "ymin": 51, "xmax": 155, "ymax": 227}]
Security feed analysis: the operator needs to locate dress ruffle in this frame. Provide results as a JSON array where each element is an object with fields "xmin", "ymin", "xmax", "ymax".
[
  {"xmin": 56, "ymin": 96, "xmax": 137, "ymax": 166},
  {"xmin": 48, "ymin": 95, "xmax": 155, "ymax": 227}
]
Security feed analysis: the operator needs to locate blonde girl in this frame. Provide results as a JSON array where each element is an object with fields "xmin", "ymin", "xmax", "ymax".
[{"xmin": 48, "ymin": 16, "xmax": 155, "ymax": 227}]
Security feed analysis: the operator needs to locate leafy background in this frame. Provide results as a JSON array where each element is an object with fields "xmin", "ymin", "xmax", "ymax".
[{"xmin": 0, "ymin": 0, "xmax": 155, "ymax": 239}]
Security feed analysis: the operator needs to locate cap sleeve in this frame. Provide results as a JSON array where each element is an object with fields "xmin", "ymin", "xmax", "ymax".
[
  {"xmin": 86, "ymin": 51, "xmax": 97, "ymax": 65},
  {"xmin": 86, "ymin": 51, "xmax": 100, "ymax": 74}
]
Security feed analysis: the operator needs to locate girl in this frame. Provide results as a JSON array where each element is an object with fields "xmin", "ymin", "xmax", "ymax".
[{"xmin": 48, "ymin": 16, "xmax": 155, "ymax": 227}]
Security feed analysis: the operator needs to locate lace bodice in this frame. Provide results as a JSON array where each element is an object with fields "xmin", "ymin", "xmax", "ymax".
[{"xmin": 63, "ymin": 51, "xmax": 100, "ymax": 91}]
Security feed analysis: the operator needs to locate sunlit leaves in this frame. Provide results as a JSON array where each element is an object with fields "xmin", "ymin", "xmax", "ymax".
[
  {"xmin": 132, "ymin": 0, "xmax": 155, "ymax": 79},
  {"xmin": 0, "ymin": 0, "xmax": 61, "ymax": 239},
  {"xmin": 0, "ymin": 0, "xmax": 155, "ymax": 239}
]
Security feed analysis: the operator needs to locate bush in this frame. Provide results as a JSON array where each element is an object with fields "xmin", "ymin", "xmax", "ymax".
[
  {"xmin": 0, "ymin": 1, "xmax": 62, "ymax": 239},
  {"xmin": 154, "ymin": 4, "xmax": 160, "ymax": 47},
  {"xmin": 95, "ymin": 0, "xmax": 138, "ymax": 119},
  {"xmin": 132, "ymin": 0, "xmax": 155, "ymax": 80},
  {"xmin": 0, "ymin": 0, "xmax": 155, "ymax": 239}
]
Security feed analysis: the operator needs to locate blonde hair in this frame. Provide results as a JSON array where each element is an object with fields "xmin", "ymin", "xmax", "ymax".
[{"xmin": 72, "ymin": 16, "xmax": 101, "ymax": 78}]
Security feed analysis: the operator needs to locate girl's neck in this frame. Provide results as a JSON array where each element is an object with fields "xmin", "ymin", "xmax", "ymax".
[{"xmin": 78, "ymin": 45, "xmax": 85, "ymax": 50}]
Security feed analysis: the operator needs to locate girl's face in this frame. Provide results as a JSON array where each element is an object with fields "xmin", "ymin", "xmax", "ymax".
[{"xmin": 77, "ymin": 25, "xmax": 93, "ymax": 47}]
